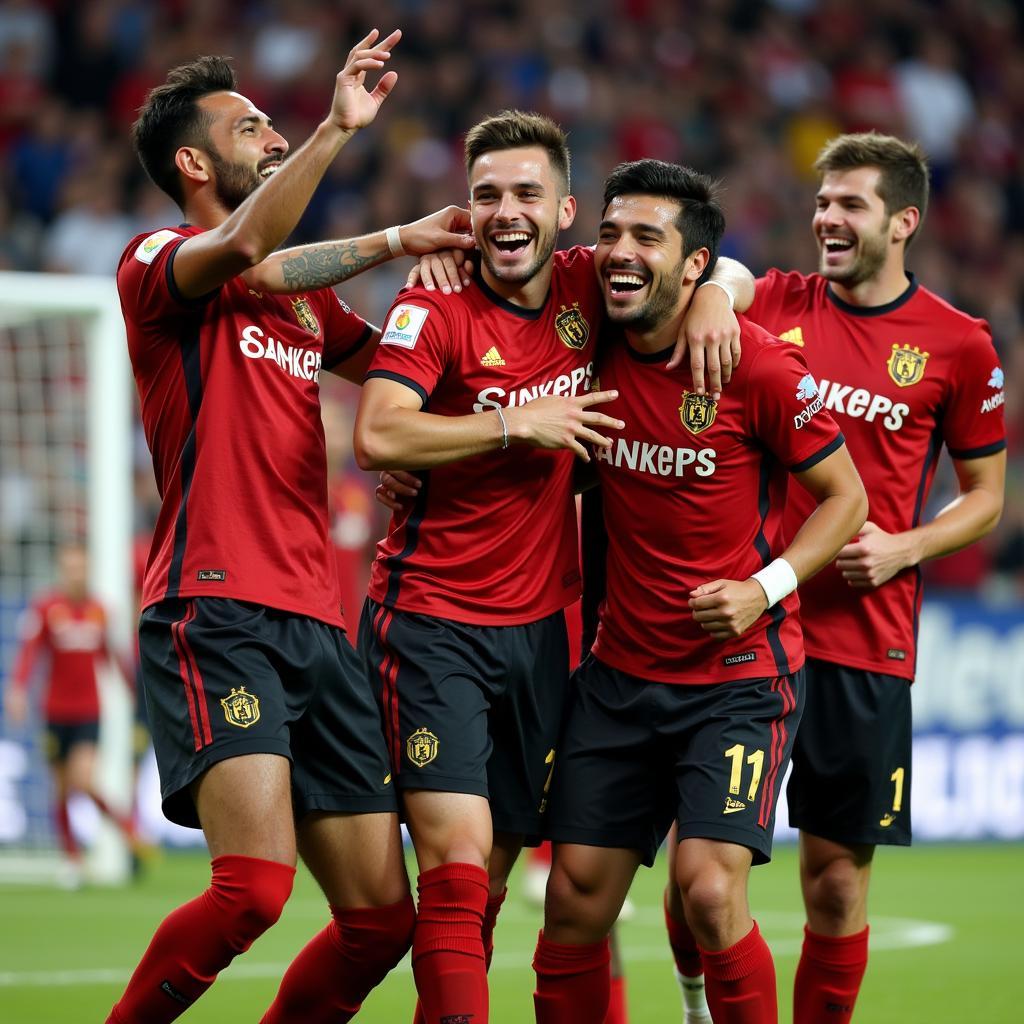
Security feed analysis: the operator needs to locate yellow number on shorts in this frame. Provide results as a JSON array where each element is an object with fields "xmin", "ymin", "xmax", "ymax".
[
  {"xmin": 725, "ymin": 744, "xmax": 765, "ymax": 801},
  {"xmin": 890, "ymin": 766, "xmax": 905, "ymax": 813}
]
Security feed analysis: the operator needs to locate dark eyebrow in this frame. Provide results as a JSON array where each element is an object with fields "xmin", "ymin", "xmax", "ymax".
[
  {"xmin": 598, "ymin": 219, "xmax": 666, "ymax": 238},
  {"xmin": 234, "ymin": 113, "xmax": 271, "ymax": 130},
  {"xmin": 471, "ymin": 179, "xmax": 545, "ymax": 195}
]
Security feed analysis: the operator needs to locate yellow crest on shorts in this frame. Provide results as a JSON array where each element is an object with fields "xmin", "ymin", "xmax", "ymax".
[
  {"xmin": 678, "ymin": 391, "xmax": 718, "ymax": 435},
  {"xmin": 555, "ymin": 303, "xmax": 590, "ymax": 350},
  {"xmin": 221, "ymin": 686, "xmax": 260, "ymax": 728},
  {"xmin": 886, "ymin": 344, "xmax": 929, "ymax": 387},
  {"xmin": 291, "ymin": 296, "xmax": 320, "ymax": 336},
  {"xmin": 407, "ymin": 727, "xmax": 439, "ymax": 768}
]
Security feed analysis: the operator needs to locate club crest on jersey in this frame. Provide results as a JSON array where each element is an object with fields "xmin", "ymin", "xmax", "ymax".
[
  {"xmin": 678, "ymin": 391, "xmax": 718, "ymax": 435},
  {"xmin": 887, "ymin": 344, "xmax": 929, "ymax": 387},
  {"xmin": 407, "ymin": 727, "xmax": 439, "ymax": 768},
  {"xmin": 290, "ymin": 296, "xmax": 320, "ymax": 336},
  {"xmin": 555, "ymin": 302, "xmax": 590, "ymax": 350},
  {"xmin": 221, "ymin": 686, "xmax": 260, "ymax": 729}
]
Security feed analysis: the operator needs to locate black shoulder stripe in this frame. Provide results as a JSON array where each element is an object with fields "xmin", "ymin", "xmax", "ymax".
[
  {"xmin": 363, "ymin": 369, "xmax": 429, "ymax": 406},
  {"xmin": 790, "ymin": 433, "xmax": 845, "ymax": 474}
]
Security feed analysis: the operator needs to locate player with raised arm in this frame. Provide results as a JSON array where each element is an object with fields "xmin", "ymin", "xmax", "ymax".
[
  {"xmin": 5, "ymin": 542, "xmax": 143, "ymax": 886},
  {"xmin": 663, "ymin": 132, "xmax": 1007, "ymax": 1024},
  {"xmin": 107, "ymin": 33, "xmax": 476, "ymax": 1024},
  {"xmin": 532, "ymin": 159, "xmax": 867, "ymax": 1024}
]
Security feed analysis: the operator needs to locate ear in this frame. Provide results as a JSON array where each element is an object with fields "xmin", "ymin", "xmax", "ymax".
[
  {"xmin": 558, "ymin": 194, "xmax": 577, "ymax": 231},
  {"xmin": 891, "ymin": 206, "xmax": 920, "ymax": 244},
  {"xmin": 683, "ymin": 247, "xmax": 710, "ymax": 283},
  {"xmin": 175, "ymin": 146, "xmax": 211, "ymax": 188}
]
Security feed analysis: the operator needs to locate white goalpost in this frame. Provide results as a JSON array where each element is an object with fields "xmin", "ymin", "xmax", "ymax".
[{"xmin": 0, "ymin": 272, "xmax": 134, "ymax": 884}]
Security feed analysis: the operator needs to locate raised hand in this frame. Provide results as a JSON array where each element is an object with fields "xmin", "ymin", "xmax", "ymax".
[
  {"xmin": 666, "ymin": 282, "xmax": 741, "ymax": 400},
  {"xmin": 330, "ymin": 28, "xmax": 402, "ymax": 133},
  {"xmin": 376, "ymin": 469, "xmax": 421, "ymax": 512},
  {"xmin": 406, "ymin": 248, "xmax": 476, "ymax": 295},
  {"xmin": 504, "ymin": 390, "xmax": 624, "ymax": 461}
]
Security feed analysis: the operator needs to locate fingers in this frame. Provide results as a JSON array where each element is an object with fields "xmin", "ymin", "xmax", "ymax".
[
  {"xmin": 368, "ymin": 69, "xmax": 398, "ymax": 105},
  {"xmin": 706, "ymin": 352, "xmax": 723, "ymax": 402},
  {"xmin": 731, "ymin": 335, "xmax": 742, "ymax": 370},
  {"xmin": 375, "ymin": 485, "xmax": 405, "ymax": 512},
  {"xmin": 689, "ymin": 351, "xmax": 706, "ymax": 396},
  {"xmin": 418, "ymin": 254, "xmax": 448, "ymax": 293},
  {"xmin": 665, "ymin": 338, "xmax": 687, "ymax": 371},
  {"xmin": 383, "ymin": 470, "xmax": 421, "ymax": 496},
  {"xmin": 580, "ymin": 411, "xmax": 625, "ymax": 431},
  {"xmin": 405, "ymin": 264, "xmax": 422, "ymax": 289},
  {"xmin": 689, "ymin": 579, "xmax": 728, "ymax": 600},
  {"xmin": 578, "ymin": 389, "xmax": 619, "ymax": 408},
  {"xmin": 435, "ymin": 252, "xmax": 466, "ymax": 294},
  {"xmin": 576, "ymin": 428, "xmax": 614, "ymax": 451}
]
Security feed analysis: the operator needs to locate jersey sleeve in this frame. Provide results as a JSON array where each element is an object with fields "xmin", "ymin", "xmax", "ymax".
[
  {"xmin": 746, "ymin": 338, "xmax": 844, "ymax": 472},
  {"xmin": 10, "ymin": 600, "xmax": 47, "ymax": 690},
  {"xmin": 318, "ymin": 289, "xmax": 374, "ymax": 371},
  {"xmin": 116, "ymin": 229, "xmax": 218, "ymax": 328},
  {"xmin": 942, "ymin": 323, "xmax": 1007, "ymax": 459},
  {"xmin": 363, "ymin": 293, "xmax": 453, "ymax": 406},
  {"xmin": 747, "ymin": 268, "xmax": 805, "ymax": 324}
]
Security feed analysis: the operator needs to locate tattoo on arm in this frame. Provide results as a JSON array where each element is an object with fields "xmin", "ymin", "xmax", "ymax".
[{"xmin": 280, "ymin": 240, "xmax": 387, "ymax": 289}]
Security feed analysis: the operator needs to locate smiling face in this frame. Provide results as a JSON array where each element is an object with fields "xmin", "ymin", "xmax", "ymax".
[
  {"xmin": 813, "ymin": 166, "xmax": 899, "ymax": 288},
  {"xmin": 468, "ymin": 146, "xmax": 574, "ymax": 289},
  {"xmin": 595, "ymin": 193, "xmax": 703, "ymax": 333},
  {"xmin": 194, "ymin": 91, "xmax": 288, "ymax": 211}
]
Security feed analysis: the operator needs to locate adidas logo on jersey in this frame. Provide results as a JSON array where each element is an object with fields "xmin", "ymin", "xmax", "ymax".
[
  {"xmin": 779, "ymin": 326, "xmax": 804, "ymax": 346},
  {"xmin": 480, "ymin": 346, "xmax": 506, "ymax": 367}
]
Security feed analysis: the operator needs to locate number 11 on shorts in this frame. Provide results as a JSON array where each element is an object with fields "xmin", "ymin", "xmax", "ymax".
[{"xmin": 725, "ymin": 743, "xmax": 765, "ymax": 802}]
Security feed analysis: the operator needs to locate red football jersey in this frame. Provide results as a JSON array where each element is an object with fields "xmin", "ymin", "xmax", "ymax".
[
  {"xmin": 590, "ymin": 316, "xmax": 843, "ymax": 685},
  {"xmin": 365, "ymin": 246, "xmax": 601, "ymax": 625},
  {"xmin": 118, "ymin": 226, "xmax": 373, "ymax": 628},
  {"xmin": 748, "ymin": 270, "xmax": 1007, "ymax": 678},
  {"xmin": 11, "ymin": 593, "xmax": 110, "ymax": 722}
]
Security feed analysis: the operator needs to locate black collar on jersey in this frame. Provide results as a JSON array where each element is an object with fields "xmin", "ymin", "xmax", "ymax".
[
  {"xmin": 476, "ymin": 272, "xmax": 549, "ymax": 320},
  {"xmin": 621, "ymin": 336, "xmax": 675, "ymax": 364},
  {"xmin": 825, "ymin": 272, "xmax": 918, "ymax": 317}
]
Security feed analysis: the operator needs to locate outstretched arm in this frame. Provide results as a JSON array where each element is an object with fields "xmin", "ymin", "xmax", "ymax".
[{"xmin": 172, "ymin": 29, "xmax": 402, "ymax": 299}]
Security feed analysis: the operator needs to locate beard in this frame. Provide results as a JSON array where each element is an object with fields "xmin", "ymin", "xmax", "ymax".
[
  {"xmin": 605, "ymin": 258, "xmax": 687, "ymax": 333},
  {"xmin": 820, "ymin": 226, "xmax": 888, "ymax": 288},
  {"xmin": 479, "ymin": 225, "xmax": 560, "ymax": 286},
  {"xmin": 207, "ymin": 147, "xmax": 264, "ymax": 211}
]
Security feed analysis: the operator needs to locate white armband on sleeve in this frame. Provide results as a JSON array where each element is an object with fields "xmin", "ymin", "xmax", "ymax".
[{"xmin": 750, "ymin": 557, "xmax": 798, "ymax": 607}]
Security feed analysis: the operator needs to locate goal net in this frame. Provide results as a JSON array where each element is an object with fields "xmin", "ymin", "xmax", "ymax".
[{"xmin": 0, "ymin": 272, "xmax": 133, "ymax": 884}]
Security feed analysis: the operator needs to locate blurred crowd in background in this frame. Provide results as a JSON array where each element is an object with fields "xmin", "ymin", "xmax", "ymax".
[{"xmin": 1, "ymin": 0, "xmax": 1021, "ymax": 601}]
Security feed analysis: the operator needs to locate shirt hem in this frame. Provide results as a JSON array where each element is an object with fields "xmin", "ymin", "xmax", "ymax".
[
  {"xmin": 141, "ymin": 589, "xmax": 345, "ymax": 629},
  {"xmin": 368, "ymin": 588, "xmax": 579, "ymax": 627},
  {"xmin": 803, "ymin": 645, "xmax": 915, "ymax": 680},
  {"xmin": 592, "ymin": 648, "xmax": 806, "ymax": 686}
]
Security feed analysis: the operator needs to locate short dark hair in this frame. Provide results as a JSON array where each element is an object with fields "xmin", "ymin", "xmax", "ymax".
[
  {"xmin": 131, "ymin": 55, "xmax": 237, "ymax": 208},
  {"xmin": 815, "ymin": 132, "xmax": 930, "ymax": 245},
  {"xmin": 602, "ymin": 159, "xmax": 725, "ymax": 275},
  {"xmin": 464, "ymin": 110, "xmax": 571, "ymax": 195}
]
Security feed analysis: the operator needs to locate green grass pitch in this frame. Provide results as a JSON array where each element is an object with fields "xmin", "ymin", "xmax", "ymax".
[{"xmin": 1, "ymin": 843, "xmax": 1020, "ymax": 1022}]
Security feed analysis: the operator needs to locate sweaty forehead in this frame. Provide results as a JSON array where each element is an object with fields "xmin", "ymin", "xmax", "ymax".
[
  {"xmin": 819, "ymin": 166, "xmax": 883, "ymax": 202},
  {"xmin": 603, "ymin": 194, "xmax": 680, "ymax": 230},
  {"xmin": 199, "ymin": 90, "xmax": 266, "ymax": 126}
]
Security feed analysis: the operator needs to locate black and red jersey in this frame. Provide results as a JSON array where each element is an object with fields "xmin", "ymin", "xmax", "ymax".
[
  {"xmin": 117, "ymin": 226, "xmax": 373, "ymax": 628},
  {"xmin": 11, "ymin": 593, "xmax": 111, "ymax": 722},
  {"xmin": 590, "ymin": 316, "xmax": 843, "ymax": 684},
  {"xmin": 748, "ymin": 270, "xmax": 1006, "ymax": 677},
  {"xmin": 365, "ymin": 246, "xmax": 601, "ymax": 625}
]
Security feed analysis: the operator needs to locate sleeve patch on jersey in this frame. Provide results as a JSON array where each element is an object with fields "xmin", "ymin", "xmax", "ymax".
[
  {"xmin": 381, "ymin": 304, "xmax": 429, "ymax": 349},
  {"xmin": 793, "ymin": 374, "xmax": 825, "ymax": 429},
  {"xmin": 987, "ymin": 367, "xmax": 1004, "ymax": 389},
  {"xmin": 134, "ymin": 229, "xmax": 181, "ymax": 265}
]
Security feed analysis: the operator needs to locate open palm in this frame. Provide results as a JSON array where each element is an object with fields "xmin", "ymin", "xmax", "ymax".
[{"xmin": 331, "ymin": 28, "xmax": 402, "ymax": 132}]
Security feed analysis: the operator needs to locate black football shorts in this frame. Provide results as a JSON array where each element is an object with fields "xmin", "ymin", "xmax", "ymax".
[{"xmin": 43, "ymin": 719, "xmax": 100, "ymax": 763}]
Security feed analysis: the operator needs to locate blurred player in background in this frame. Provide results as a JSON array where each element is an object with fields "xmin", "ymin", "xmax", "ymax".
[
  {"xmin": 534, "ymin": 159, "xmax": 866, "ymax": 1024},
  {"xmin": 4, "ymin": 541, "xmax": 141, "ymax": 887},
  {"xmin": 107, "ymin": 31, "xmax": 476, "ymax": 1024},
  {"xmin": 662, "ymin": 132, "xmax": 1007, "ymax": 1023}
]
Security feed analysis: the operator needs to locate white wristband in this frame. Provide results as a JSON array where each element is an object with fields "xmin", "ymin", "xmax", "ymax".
[
  {"xmin": 385, "ymin": 225, "xmax": 406, "ymax": 258},
  {"xmin": 750, "ymin": 557, "xmax": 798, "ymax": 608},
  {"xmin": 697, "ymin": 278, "xmax": 735, "ymax": 310}
]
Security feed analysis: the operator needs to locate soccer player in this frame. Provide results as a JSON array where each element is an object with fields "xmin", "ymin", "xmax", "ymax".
[
  {"xmin": 107, "ymin": 33, "xmax": 478, "ymax": 1024},
  {"xmin": 661, "ymin": 132, "xmax": 1008, "ymax": 1024},
  {"xmin": 5, "ymin": 542, "xmax": 141, "ymax": 886},
  {"xmin": 354, "ymin": 113, "xmax": 748, "ymax": 1024},
  {"xmin": 532, "ymin": 159, "xmax": 867, "ymax": 1024}
]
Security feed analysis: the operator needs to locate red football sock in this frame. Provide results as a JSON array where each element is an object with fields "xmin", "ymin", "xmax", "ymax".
[
  {"xmin": 533, "ymin": 930, "xmax": 611, "ymax": 1024},
  {"xmin": 604, "ymin": 973, "xmax": 629, "ymax": 1024},
  {"xmin": 793, "ymin": 925, "xmax": 869, "ymax": 1024},
  {"xmin": 665, "ymin": 892, "xmax": 703, "ymax": 977},
  {"xmin": 701, "ymin": 921, "xmax": 777, "ymax": 1024},
  {"xmin": 54, "ymin": 799, "xmax": 78, "ymax": 858},
  {"xmin": 412, "ymin": 884, "xmax": 505, "ymax": 1024},
  {"xmin": 106, "ymin": 855, "xmax": 295, "ymax": 1024},
  {"xmin": 261, "ymin": 894, "xmax": 415, "ymax": 1023},
  {"xmin": 411, "ymin": 862, "xmax": 489, "ymax": 1024},
  {"xmin": 90, "ymin": 790, "xmax": 137, "ymax": 839}
]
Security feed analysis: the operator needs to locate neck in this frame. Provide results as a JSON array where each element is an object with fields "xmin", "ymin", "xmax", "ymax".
[
  {"xmin": 623, "ymin": 290, "xmax": 692, "ymax": 356},
  {"xmin": 828, "ymin": 258, "xmax": 909, "ymax": 308},
  {"xmin": 183, "ymin": 193, "xmax": 230, "ymax": 230},
  {"xmin": 479, "ymin": 259, "xmax": 554, "ymax": 310}
]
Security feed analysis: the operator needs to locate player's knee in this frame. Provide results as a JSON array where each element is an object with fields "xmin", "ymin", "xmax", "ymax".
[
  {"xmin": 806, "ymin": 860, "xmax": 866, "ymax": 924},
  {"xmin": 210, "ymin": 856, "xmax": 296, "ymax": 953},
  {"xmin": 544, "ymin": 860, "xmax": 617, "ymax": 936},
  {"xmin": 678, "ymin": 864, "xmax": 738, "ymax": 936}
]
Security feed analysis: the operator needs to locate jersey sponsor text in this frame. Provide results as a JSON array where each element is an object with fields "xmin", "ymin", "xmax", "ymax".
[{"xmin": 239, "ymin": 325, "xmax": 322, "ymax": 381}]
